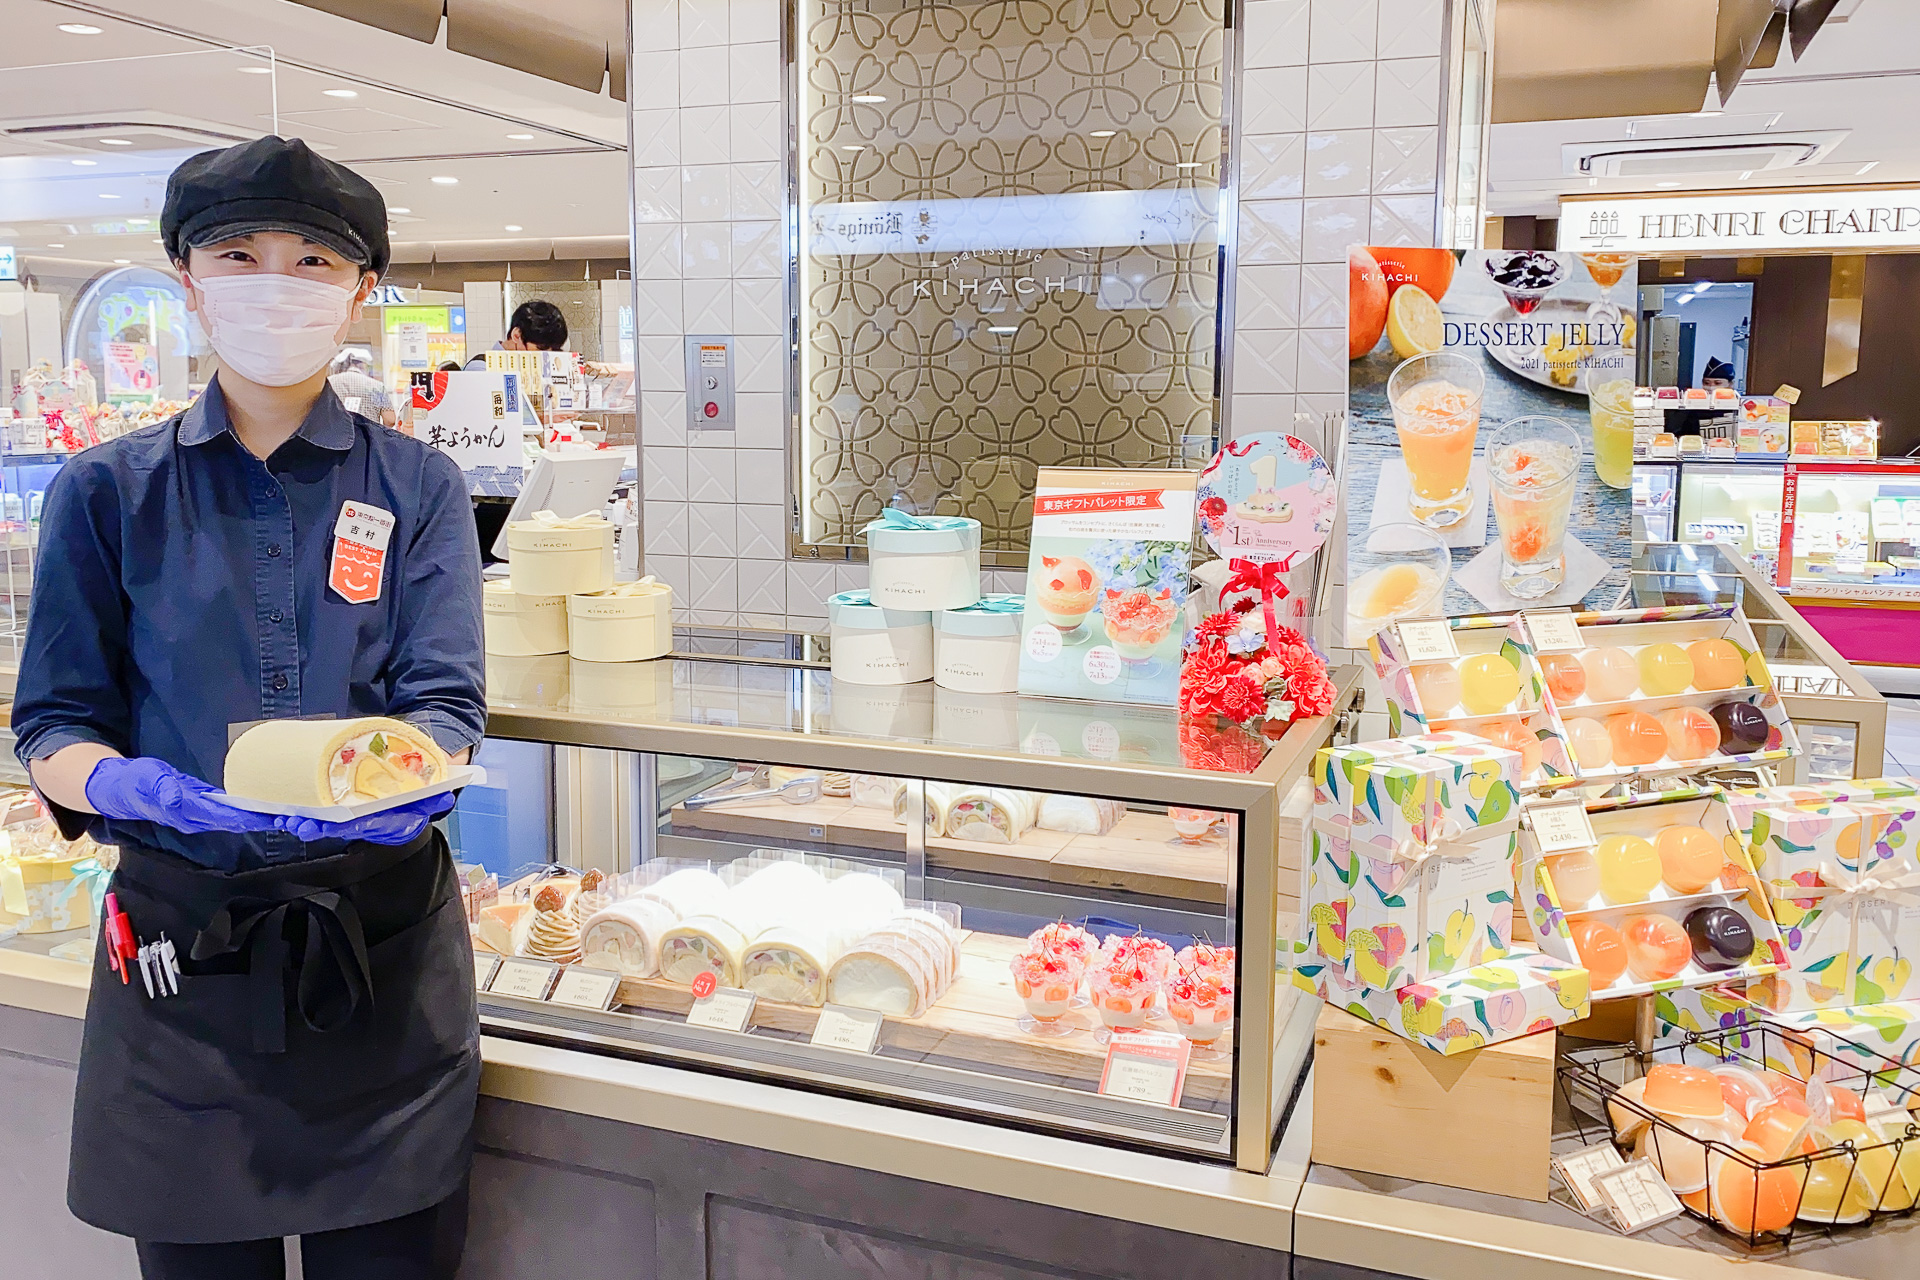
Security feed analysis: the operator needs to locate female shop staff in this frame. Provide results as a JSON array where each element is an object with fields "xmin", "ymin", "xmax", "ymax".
[{"xmin": 11, "ymin": 137, "xmax": 484, "ymax": 1279}]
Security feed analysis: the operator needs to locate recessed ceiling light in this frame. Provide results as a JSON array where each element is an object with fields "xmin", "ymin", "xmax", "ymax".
[
  {"xmin": 57, "ymin": 23, "xmax": 103, "ymax": 34},
  {"xmin": 97, "ymin": 138, "xmax": 132, "ymax": 146},
  {"xmin": 852, "ymin": 94, "xmax": 886, "ymax": 103},
  {"xmin": 841, "ymin": 145, "xmax": 865, "ymax": 151},
  {"xmin": 323, "ymin": 88, "xmax": 358, "ymax": 98},
  {"xmin": 46, "ymin": 243, "xmax": 64, "ymax": 249},
  {"xmin": 1858, "ymin": 161, "xmax": 1880, "ymax": 175},
  {"xmin": 389, "ymin": 207, "xmax": 411, "ymax": 214},
  {"xmin": 113, "ymin": 258, "xmax": 130, "ymax": 264},
  {"xmin": 71, "ymin": 158, "xmax": 97, "ymax": 166},
  {"xmin": 504, "ymin": 224, "xmax": 523, "ymax": 231},
  {"xmin": 506, "ymin": 133, "xmax": 535, "ymax": 140},
  {"xmin": 99, "ymin": 193, "xmax": 120, "ymax": 199},
  {"xmin": 1090, "ymin": 129, "xmax": 1116, "ymax": 137},
  {"xmin": 237, "ymin": 65, "xmax": 273, "ymax": 74},
  {"xmin": 430, "ymin": 175, "xmax": 458, "ymax": 184}
]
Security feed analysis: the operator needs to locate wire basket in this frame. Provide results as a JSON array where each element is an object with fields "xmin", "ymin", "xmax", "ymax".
[{"xmin": 1559, "ymin": 1022, "xmax": 1920, "ymax": 1248}]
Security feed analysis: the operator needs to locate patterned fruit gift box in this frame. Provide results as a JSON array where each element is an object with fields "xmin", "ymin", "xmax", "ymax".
[
  {"xmin": 1293, "ymin": 939, "xmax": 1590, "ymax": 1057},
  {"xmin": 1747, "ymin": 799, "xmax": 1920, "ymax": 1013},
  {"xmin": 1712, "ymin": 778, "xmax": 1918, "ymax": 855}
]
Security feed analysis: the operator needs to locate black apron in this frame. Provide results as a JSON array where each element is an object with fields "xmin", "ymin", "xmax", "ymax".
[{"xmin": 68, "ymin": 829, "xmax": 479, "ymax": 1244}]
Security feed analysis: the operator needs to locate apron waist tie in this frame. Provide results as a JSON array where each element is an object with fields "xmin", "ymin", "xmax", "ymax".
[{"xmin": 192, "ymin": 891, "xmax": 374, "ymax": 1055}]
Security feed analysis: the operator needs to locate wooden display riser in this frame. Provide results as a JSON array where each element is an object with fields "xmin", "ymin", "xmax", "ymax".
[
  {"xmin": 668, "ymin": 796, "xmax": 1242, "ymax": 907},
  {"xmin": 613, "ymin": 930, "xmax": 1233, "ymax": 1105}
]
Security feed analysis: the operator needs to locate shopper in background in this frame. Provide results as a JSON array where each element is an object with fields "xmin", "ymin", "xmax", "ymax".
[
  {"xmin": 11, "ymin": 136, "xmax": 482, "ymax": 1280},
  {"xmin": 462, "ymin": 298, "xmax": 567, "ymax": 368},
  {"xmin": 327, "ymin": 348, "xmax": 398, "ymax": 427}
]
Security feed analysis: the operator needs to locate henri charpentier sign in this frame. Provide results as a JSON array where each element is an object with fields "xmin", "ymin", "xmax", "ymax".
[{"xmin": 1558, "ymin": 188, "xmax": 1920, "ymax": 254}]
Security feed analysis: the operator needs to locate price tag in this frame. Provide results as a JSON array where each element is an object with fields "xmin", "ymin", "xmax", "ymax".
[
  {"xmin": 1523, "ymin": 610, "xmax": 1583, "ymax": 653},
  {"xmin": 686, "ymin": 986, "xmax": 757, "ymax": 1033},
  {"xmin": 1591, "ymin": 1159, "xmax": 1685, "ymax": 1233},
  {"xmin": 473, "ymin": 953, "xmax": 501, "ymax": 991},
  {"xmin": 1529, "ymin": 800, "xmax": 1596, "ymax": 853},
  {"xmin": 1395, "ymin": 617, "xmax": 1458, "ymax": 663},
  {"xmin": 810, "ymin": 1004, "xmax": 885, "ymax": 1054},
  {"xmin": 490, "ymin": 958, "xmax": 559, "ymax": 1001},
  {"xmin": 549, "ymin": 966, "xmax": 621, "ymax": 1011},
  {"xmin": 1553, "ymin": 1142, "xmax": 1628, "ymax": 1215},
  {"xmin": 1097, "ymin": 1031, "xmax": 1190, "ymax": 1109}
]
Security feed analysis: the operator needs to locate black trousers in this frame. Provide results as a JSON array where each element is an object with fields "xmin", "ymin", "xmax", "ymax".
[{"xmin": 133, "ymin": 1181, "xmax": 469, "ymax": 1280}]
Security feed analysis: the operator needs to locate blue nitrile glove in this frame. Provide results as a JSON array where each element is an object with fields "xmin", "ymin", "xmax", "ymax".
[
  {"xmin": 85, "ymin": 757, "xmax": 283, "ymax": 835},
  {"xmin": 277, "ymin": 791, "xmax": 457, "ymax": 847}
]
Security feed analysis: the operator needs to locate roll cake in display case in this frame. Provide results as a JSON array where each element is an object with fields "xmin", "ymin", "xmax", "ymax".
[
  {"xmin": 580, "ymin": 898, "xmax": 677, "ymax": 978},
  {"xmin": 658, "ymin": 914, "xmax": 750, "ymax": 987},
  {"xmin": 223, "ymin": 716, "xmax": 450, "ymax": 806}
]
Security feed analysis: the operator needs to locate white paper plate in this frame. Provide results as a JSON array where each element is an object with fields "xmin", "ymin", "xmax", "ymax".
[{"xmin": 211, "ymin": 765, "xmax": 488, "ymax": 821}]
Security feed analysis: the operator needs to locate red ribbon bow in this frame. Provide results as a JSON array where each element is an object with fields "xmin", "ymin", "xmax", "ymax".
[{"xmin": 1223, "ymin": 554, "xmax": 1298, "ymax": 654}]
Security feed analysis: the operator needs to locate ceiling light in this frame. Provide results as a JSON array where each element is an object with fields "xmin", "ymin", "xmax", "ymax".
[
  {"xmin": 852, "ymin": 94, "xmax": 886, "ymax": 103},
  {"xmin": 1858, "ymin": 161, "xmax": 1880, "ymax": 175},
  {"xmin": 98, "ymin": 193, "xmax": 119, "ymax": 199},
  {"xmin": 987, "ymin": 325, "xmax": 1018, "ymax": 334},
  {"xmin": 71, "ymin": 158, "xmax": 97, "ymax": 166},
  {"xmin": 46, "ymin": 243, "xmax": 64, "ymax": 249},
  {"xmin": 97, "ymin": 138, "xmax": 132, "ymax": 146},
  {"xmin": 1090, "ymin": 130, "xmax": 1116, "ymax": 138},
  {"xmin": 430, "ymin": 175, "xmax": 458, "ymax": 184},
  {"xmin": 237, "ymin": 65, "xmax": 273, "ymax": 74},
  {"xmin": 57, "ymin": 23, "xmax": 102, "ymax": 34},
  {"xmin": 112, "ymin": 258, "xmax": 129, "ymax": 264},
  {"xmin": 389, "ymin": 207, "xmax": 411, "ymax": 214},
  {"xmin": 506, "ymin": 133, "xmax": 535, "ymax": 140},
  {"xmin": 504, "ymin": 224, "xmax": 523, "ymax": 231},
  {"xmin": 323, "ymin": 88, "xmax": 358, "ymax": 98},
  {"xmin": 1175, "ymin": 162, "xmax": 1202, "ymax": 168}
]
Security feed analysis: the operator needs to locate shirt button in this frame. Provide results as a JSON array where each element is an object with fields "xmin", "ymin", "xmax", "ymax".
[
  {"xmin": 267, "ymin": 544, "xmax": 283, "ymax": 558},
  {"xmin": 269, "ymin": 609, "xmax": 285, "ymax": 624},
  {"xmin": 272, "ymin": 674, "xmax": 289, "ymax": 691}
]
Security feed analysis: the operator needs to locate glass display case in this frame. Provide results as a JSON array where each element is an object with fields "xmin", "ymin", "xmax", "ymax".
[
  {"xmin": 1625, "ymin": 542, "xmax": 1887, "ymax": 782},
  {"xmin": 1776, "ymin": 459, "xmax": 1920, "ymax": 602},
  {"xmin": 470, "ymin": 648, "xmax": 1360, "ymax": 1170}
]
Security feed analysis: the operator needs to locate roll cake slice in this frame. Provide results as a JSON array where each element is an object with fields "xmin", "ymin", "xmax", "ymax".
[
  {"xmin": 224, "ymin": 716, "xmax": 450, "ymax": 806},
  {"xmin": 828, "ymin": 935, "xmax": 940, "ymax": 1018},
  {"xmin": 580, "ymin": 899, "xmax": 678, "ymax": 978},
  {"xmin": 1036, "ymin": 795, "xmax": 1125, "ymax": 836},
  {"xmin": 945, "ymin": 788, "xmax": 1038, "ymax": 844},
  {"xmin": 740, "ymin": 924, "xmax": 841, "ymax": 1006},
  {"xmin": 658, "ymin": 914, "xmax": 748, "ymax": 987}
]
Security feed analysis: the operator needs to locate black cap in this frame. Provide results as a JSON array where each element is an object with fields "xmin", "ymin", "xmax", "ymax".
[{"xmin": 162, "ymin": 135, "xmax": 389, "ymax": 276}]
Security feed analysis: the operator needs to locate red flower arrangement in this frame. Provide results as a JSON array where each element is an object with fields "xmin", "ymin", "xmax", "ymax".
[{"xmin": 1179, "ymin": 610, "xmax": 1336, "ymax": 728}]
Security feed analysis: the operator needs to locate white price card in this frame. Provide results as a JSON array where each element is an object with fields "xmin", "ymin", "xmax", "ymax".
[
  {"xmin": 810, "ymin": 1005, "xmax": 885, "ymax": 1054},
  {"xmin": 686, "ymin": 987, "xmax": 757, "ymax": 1033},
  {"xmin": 1552, "ymin": 1142, "xmax": 1628, "ymax": 1215},
  {"xmin": 1528, "ymin": 800, "xmax": 1596, "ymax": 853},
  {"xmin": 1523, "ymin": 610, "xmax": 1583, "ymax": 653},
  {"xmin": 1097, "ymin": 1031, "xmax": 1191, "ymax": 1109},
  {"xmin": 1394, "ymin": 617, "xmax": 1459, "ymax": 663},
  {"xmin": 473, "ymin": 954, "xmax": 501, "ymax": 992},
  {"xmin": 1592, "ymin": 1159, "xmax": 1685, "ymax": 1234},
  {"xmin": 490, "ymin": 958, "xmax": 559, "ymax": 1001},
  {"xmin": 549, "ymin": 967, "xmax": 621, "ymax": 1012}
]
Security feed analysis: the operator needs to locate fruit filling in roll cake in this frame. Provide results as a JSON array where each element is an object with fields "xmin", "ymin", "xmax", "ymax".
[
  {"xmin": 740, "ymin": 925, "xmax": 841, "ymax": 1006},
  {"xmin": 1036, "ymin": 795, "xmax": 1124, "ymax": 836},
  {"xmin": 945, "ymin": 788, "xmax": 1039, "ymax": 844},
  {"xmin": 223, "ymin": 716, "xmax": 450, "ymax": 805},
  {"xmin": 658, "ymin": 914, "xmax": 748, "ymax": 987},
  {"xmin": 893, "ymin": 780, "xmax": 960, "ymax": 837},
  {"xmin": 580, "ymin": 899, "xmax": 678, "ymax": 977}
]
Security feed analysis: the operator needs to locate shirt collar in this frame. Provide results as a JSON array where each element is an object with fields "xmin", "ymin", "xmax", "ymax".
[{"xmin": 177, "ymin": 375, "xmax": 357, "ymax": 453}]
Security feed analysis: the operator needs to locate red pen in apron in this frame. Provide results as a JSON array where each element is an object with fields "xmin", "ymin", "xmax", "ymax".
[{"xmin": 103, "ymin": 892, "xmax": 138, "ymax": 984}]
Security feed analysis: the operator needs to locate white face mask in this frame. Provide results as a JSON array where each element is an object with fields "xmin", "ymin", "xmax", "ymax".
[{"xmin": 190, "ymin": 272, "xmax": 358, "ymax": 387}]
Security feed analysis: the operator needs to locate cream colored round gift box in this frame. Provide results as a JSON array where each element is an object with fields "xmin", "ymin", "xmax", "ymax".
[
  {"xmin": 507, "ymin": 513, "xmax": 615, "ymax": 597},
  {"xmin": 568, "ymin": 580, "xmax": 674, "ymax": 663},
  {"xmin": 483, "ymin": 579, "xmax": 569, "ymax": 656}
]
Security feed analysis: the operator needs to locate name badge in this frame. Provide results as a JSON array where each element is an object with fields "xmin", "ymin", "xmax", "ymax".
[{"xmin": 330, "ymin": 501, "xmax": 395, "ymax": 605}]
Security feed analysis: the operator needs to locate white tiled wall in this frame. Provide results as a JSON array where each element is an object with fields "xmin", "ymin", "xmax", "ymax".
[{"xmin": 631, "ymin": 0, "xmax": 1447, "ymax": 630}]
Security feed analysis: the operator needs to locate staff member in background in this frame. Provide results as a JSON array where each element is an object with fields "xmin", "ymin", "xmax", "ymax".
[
  {"xmin": 462, "ymin": 298, "xmax": 567, "ymax": 368},
  {"xmin": 327, "ymin": 348, "xmax": 398, "ymax": 427},
  {"xmin": 12, "ymin": 135, "xmax": 484, "ymax": 1280}
]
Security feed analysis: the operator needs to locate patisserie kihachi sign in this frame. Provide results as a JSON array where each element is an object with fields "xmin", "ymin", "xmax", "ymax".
[{"xmin": 1017, "ymin": 468, "xmax": 1197, "ymax": 708}]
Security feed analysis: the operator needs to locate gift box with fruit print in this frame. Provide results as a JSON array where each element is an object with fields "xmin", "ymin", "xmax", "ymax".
[
  {"xmin": 1768, "ymin": 1001, "xmax": 1920, "ymax": 1082},
  {"xmin": 1652, "ymin": 981, "xmax": 1767, "ymax": 1057},
  {"xmin": 1748, "ymin": 799, "xmax": 1920, "ymax": 1012},
  {"xmin": 1294, "ymin": 940, "xmax": 1590, "ymax": 1057},
  {"xmin": 1712, "ymin": 778, "xmax": 1919, "ymax": 855},
  {"xmin": 1339, "ymin": 741, "xmax": 1524, "ymax": 987}
]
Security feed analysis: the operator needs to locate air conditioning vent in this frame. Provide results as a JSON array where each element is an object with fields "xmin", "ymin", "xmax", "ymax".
[{"xmin": 1563, "ymin": 130, "xmax": 1846, "ymax": 179}]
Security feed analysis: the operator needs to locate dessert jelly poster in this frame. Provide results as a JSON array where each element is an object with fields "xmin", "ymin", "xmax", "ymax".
[
  {"xmin": 1344, "ymin": 247, "xmax": 1638, "ymax": 644},
  {"xmin": 1018, "ymin": 468, "xmax": 1197, "ymax": 707}
]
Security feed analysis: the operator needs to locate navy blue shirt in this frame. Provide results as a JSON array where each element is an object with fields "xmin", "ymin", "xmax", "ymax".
[{"xmin": 11, "ymin": 376, "xmax": 485, "ymax": 868}]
